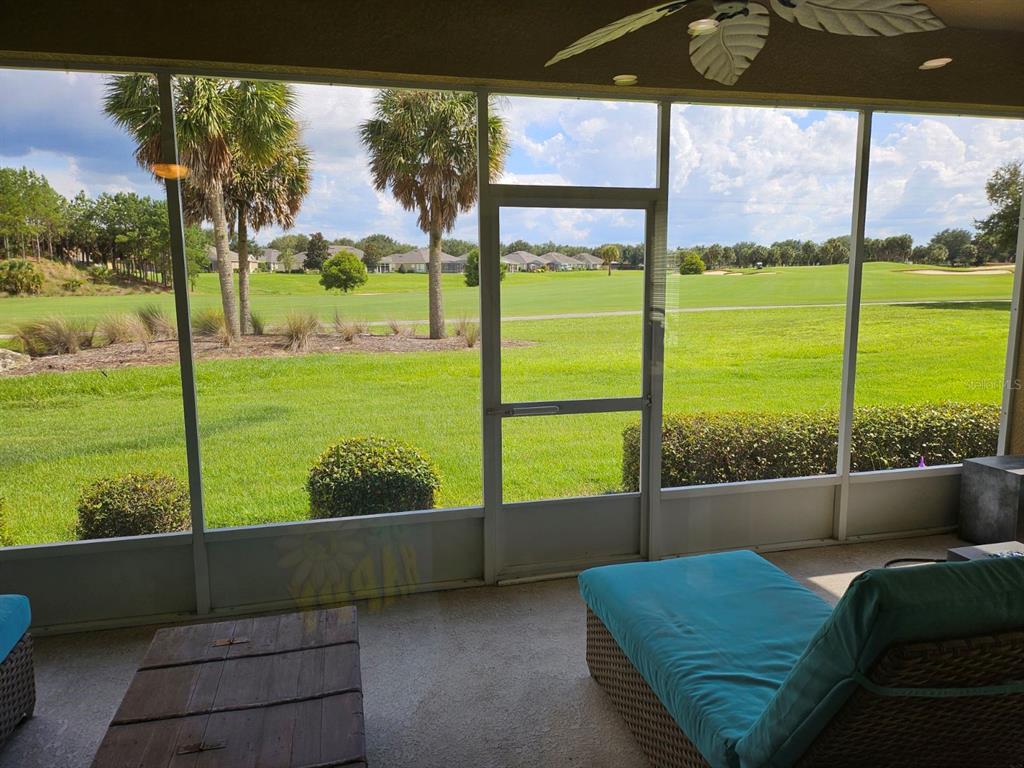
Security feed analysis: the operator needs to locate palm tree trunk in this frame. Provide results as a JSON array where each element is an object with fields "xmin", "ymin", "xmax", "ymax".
[
  {"xmin": 210, "ymin": 181, "xmax": 240, "ymax": 341},
  {"xmin": 237, "ymin": 208, "xmax": 251, "ymax": 335},
  {"xmin": 427, "ymin": 228, "xmax": 445, "ymax": 339}
]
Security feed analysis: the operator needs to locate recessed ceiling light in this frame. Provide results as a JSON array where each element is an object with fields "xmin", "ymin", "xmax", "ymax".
[
  {"xmin": 688, "ymin": 18, "xmax": 720, "ymax": 35},
  {"xmin": 613, "ymin": 74, "xmax": 638, "ymax": 86},
  {"xmin": 919, "ymin": 57, "xmax": 953, "ymax": 70},
  {"xmin": 150, "ymin": 163, "xmax": 190, "ymax": 180}
]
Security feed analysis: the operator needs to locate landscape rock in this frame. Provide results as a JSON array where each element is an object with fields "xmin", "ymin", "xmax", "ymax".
[{"xmin": 0, "ymin": 348, "xmax": 30, "ymax": 373}]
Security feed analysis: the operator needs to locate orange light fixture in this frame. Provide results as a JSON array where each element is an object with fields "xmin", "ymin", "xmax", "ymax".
[{"xmin": 150, "ymin": 163, "xmax": 190, "ymax": 180}]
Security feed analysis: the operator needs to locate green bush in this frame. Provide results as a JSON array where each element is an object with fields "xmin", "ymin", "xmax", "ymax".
[
  {"xmin": 307, "ymin": 436, "xmax": 440, "ymax": 518},
  {"xmin": 0, "ymin": 260, "xmax": 43, "ymax": 295},
  {"xmin": 622, "ymin": 403, "xmax": 999, "ymax": 490},
  {"xmin": 76, "ymin": 473, "xmax": 190, "ymax": 540},
  {"xmin": 679, "ymin": 251, "xmax": 706, "ymax": 275}
]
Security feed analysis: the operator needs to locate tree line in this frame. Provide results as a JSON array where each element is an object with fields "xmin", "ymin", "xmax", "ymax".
[
  {"xmin": 0, "ymin": 166, "xmax": 214, "ymax": 286},
  {"xmin": 675, "ymin": 160, "xmax": 1021, "ymax": 272}
]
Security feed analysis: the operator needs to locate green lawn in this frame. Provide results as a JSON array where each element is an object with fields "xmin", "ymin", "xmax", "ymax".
[
  {"xmin": 0, "ymin": 262, "xmax": 1014, "ymax": 545},
  {"xmin": 0, "ymin": 262, "xmax": 1015, "ymax": 333}
]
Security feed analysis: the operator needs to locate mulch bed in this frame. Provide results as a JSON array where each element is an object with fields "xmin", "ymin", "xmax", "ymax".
[{"xmin": 1, "ymin": 333, "xmax": 532, "ymax": 377}]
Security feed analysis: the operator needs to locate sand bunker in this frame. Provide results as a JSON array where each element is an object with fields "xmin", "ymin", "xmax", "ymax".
[{"xmin": 907, "ymin": 267, "xmax": 1013, "ymax": 276}]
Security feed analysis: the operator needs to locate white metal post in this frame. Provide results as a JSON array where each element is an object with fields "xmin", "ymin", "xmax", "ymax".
[
  {"xmin": 640, "ymin": 101, "xmax": 671, "ymax": 560},
  {"xmin": 834, "ymin": 109, "xmax": 873, "ymax": 541},
  {"xmin": 997, "ymin": 196, "xmax": 1024, "ymax": 454},
  {"xmin": 477, "ymin": 89, "xmax": 502, "ymax": 584},
  {"xmin": 157, "ymin": 72, "xmax": 211, "ymax": 614}
]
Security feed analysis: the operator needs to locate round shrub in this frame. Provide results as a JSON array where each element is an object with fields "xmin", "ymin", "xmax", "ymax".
[
  {"xmin": 679, "ymin": 251, "xmax": 706, "ymax": 275},
  {"xmin": 76, "ymin": 473, "xmax": 190, "ymax": 540},
  {"xmin": 307, "ymin": 437, "xmax": 440, "ymax": 518}
]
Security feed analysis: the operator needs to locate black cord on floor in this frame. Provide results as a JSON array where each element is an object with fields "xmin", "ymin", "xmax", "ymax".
[{"xmin": 883, "ymin": 557, "xmax": 945, "ymax": 568}]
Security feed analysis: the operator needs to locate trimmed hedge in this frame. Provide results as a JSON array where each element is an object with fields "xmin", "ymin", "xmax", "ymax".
[
  {"xmin": 307, "ymin": 436, "xmax": 440, "ymax": 518},
  {"xmin": 622, "ymin": 403, "xmax": 999, "ymax": 490},
  {"xmin": 76, "ymin": 473, "xmax": 190, "ymax": 540}
]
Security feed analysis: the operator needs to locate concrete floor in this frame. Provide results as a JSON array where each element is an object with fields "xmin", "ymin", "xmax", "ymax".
[{"xmin": 0, "ymin": 534, "xmax": 960, "ymax": 768}]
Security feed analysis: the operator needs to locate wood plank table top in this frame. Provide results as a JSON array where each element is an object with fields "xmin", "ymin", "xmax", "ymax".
[{"xmin": 92, "ymin": 606, "xmax": 365, "ymax": 768}]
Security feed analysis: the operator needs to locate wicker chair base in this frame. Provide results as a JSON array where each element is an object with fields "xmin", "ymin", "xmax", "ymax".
[
  {"xmin": 0, "ymin": 632, "xmax": 34, "ymax": 745},
  {"xmin": 587, "ymin": 609, "xmax": 1024, "ymax": 768},
  {"xmin": 586, "ymin": 609, "xmax": 710, "ymax": 768}
]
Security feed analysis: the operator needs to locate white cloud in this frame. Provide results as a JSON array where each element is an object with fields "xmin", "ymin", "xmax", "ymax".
[{"xmin": 2, "ymin": 70, "xmax": 1021, "ymax": 251}]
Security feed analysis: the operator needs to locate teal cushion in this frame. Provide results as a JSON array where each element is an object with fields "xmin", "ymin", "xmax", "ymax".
[
  {"xmin": 579, "ymin": 551, "xmax": 832, "ymax": 768},
  {"xmin": 737, "ymin": 556, "xmax": 1024, "ymax": 768},
  {"xmin": 0, "ymin": 595, "xmax": 30, "ymax": 661}
]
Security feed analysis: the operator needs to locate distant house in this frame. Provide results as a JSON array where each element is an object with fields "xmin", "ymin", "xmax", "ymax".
[
  {"xmin": 207, "ymin": 246, "xmax": 258, "ymax": 274},
  {"xmin": 259, "ymin": 248, "xmax": 281, "ymax": 271},
  {"xmin": 328, "ymin": 245, "xmax": 366, "ymax": 261},
  {"xmin": 541, "ymin": 252, "xmax": 585, "ymax": 271},
  {"xmin": 575, "ymin": 253, "xmax": 604, "ymax": 270},
  {"xmin": 285, "ymin": 251, "xmax": 310, "ymax": 272},
  {"xmin": 378, "ymin": 248, "xmax": 466, "ymax": 274},
  {"xmin": 501, "ymin": 250, "xmax": 545, "ymax": 272}
]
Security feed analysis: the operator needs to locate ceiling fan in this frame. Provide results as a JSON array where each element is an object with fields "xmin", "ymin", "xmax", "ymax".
[{"xmin": 546, "ymin": 0, "xmax": 946, "ymax": 86}]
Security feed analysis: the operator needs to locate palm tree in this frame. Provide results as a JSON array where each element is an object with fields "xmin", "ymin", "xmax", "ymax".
[
  {"xmin": 360, "ymin": 90, "xmax": 508, "ymax": 339},
  {"xmin": 188, "ymin": 140, "xmax": 312, "ymax": 333},
  {"xmin": 104, "ymin": 76, "xmax": 298, "ymax": 340}
]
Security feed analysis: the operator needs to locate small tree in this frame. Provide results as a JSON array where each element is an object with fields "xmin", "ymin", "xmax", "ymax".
[
  {"xmin": 596, "ymin": 243, "xmax": 620, "ymax": 276},
  {"xmin": 679, "ymin": 251, "xmax": 706, "ymax": 275},
  {"xmin": 183, "ymin": 225, "xmax": 211, "ymax": 291},
  {"xmin": 925, "ymin": 243, "xmax": 950, "ymax": 265},
  {"xmin": 463, "ymin": 248, "xmax": 506, "ymax": 287},
  {"xmin": 280, "ymin": 248, "xmax": 296, "ymax": 273},
  {"xmin": 320, "ymin": 251, "xmax": 368, "ymax": 294},
  {"xmin": 976, "ymin": 160, "xmax": 1022, "ymax": 257},
  {"xmin": 305, "ymin": 232, "xmax": 329, "ymax": 271},
  {"xmin": 929, "ymin": 228, "xmax": 973, "ymax": 264}
]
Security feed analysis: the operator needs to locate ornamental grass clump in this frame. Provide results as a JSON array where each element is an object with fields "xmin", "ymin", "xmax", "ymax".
[
  {"xmin": 307, "ymin": 436, "xmax": 440, "ymax": 518},
  {"xmin": 191, "ymin": 307, "xmax": 228, "ymax": 338},
  {"xmin": 282, "ymin": 311, "xmax": 320, "ymax": 352},
  {"xmin": 15, "ymin": 316, "xmax": 95, "ymax": 357},
  {"xmin": 135, "ymin": 304, "xmax": 177, "ymax": 339},
  {"xmin": 76, "ymin": 472, "xmax": 190, "ymax": 540},
  {"xmin": 98, "ymin": 313, "xmax": 150, "ymax": 345}
]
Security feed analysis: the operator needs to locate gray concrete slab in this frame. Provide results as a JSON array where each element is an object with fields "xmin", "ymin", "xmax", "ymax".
[{"xmin": 0, "ymin": 534, "xmax": 958, "ymax": 768}]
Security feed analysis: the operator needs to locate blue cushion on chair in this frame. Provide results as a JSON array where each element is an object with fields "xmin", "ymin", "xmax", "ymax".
[
  {"xmin": 579, "ymin": 551, "xmax": 832, "ymax": 768},
  {"xmin": 736, "ymin": 556, "xmax": 1024, "ymax": 768},
  {"xmin": 0, "ymin": 595, "xmax": 30, "ymax": 661}
]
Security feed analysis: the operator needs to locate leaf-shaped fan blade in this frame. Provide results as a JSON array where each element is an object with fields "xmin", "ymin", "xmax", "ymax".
[
  {"xmin": 689, "ymin": 3, "xmax": 770, "ymax": 86},
  {"xmin": 546, "ymin": 1, "xmax": 693, "ymax": 66},
  {"xmin": 769, "ymin": 0, "xmax": 945, "ymax": 36}
]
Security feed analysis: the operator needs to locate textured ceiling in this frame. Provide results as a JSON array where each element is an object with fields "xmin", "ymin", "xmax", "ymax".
[{"xmin": 1, "ymin": 1, "xmax": 1022, "ymax": 112}]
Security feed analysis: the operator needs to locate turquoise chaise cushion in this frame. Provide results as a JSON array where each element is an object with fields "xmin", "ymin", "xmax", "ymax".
[
  {"xmin": 579, "ymin": 550, "xmax": 832, "ymax": 768},
  {"xmin": 0, "ymin": 595, "xmax": 31, "ymax": 661},
  {"xmin": 736, "ymin": 555, "xmax": 1024, "ymax": 768}
]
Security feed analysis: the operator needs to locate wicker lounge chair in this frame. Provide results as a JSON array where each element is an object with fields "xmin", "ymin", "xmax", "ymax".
[
  {"xmin": 0, "ymin": 596, "xmax": 34, "ymax": 746},
  {"xmin": 580, "ymin": 551, "xmax": 1024, "ymax": 768}
]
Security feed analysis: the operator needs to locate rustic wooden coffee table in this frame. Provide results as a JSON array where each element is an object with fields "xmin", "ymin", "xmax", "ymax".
[{"xmin": 92, "ymin": 606, "xmax": 365, "ymax": 767}]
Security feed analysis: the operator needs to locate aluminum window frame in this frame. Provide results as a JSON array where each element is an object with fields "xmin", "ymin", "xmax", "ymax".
[{"xmin": 1, "ymin": 57, "xmax": 1022, "ymax": 628}]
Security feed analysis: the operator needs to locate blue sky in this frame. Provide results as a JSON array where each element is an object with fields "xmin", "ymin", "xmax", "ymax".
[{"xmin": 1, "ymin": 69, "xmax": 1022, "ymax": 250}]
